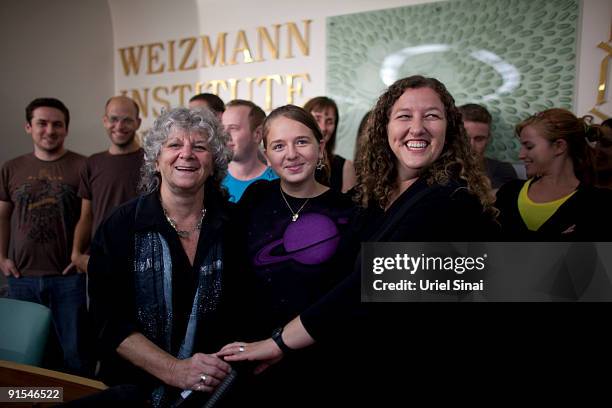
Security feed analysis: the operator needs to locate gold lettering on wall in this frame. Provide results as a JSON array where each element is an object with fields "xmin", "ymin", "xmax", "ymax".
[
  {"xmin": 286, "ymin": 20, "xmax": 311, "ymax": 58},
  {"xmin": 117, "ymin": 21, "xmax": 311, "ymax": 76},
  {"xmin": 257, "ymin": 75, "xmax": 283, "ymax": 110},
  {"xmin": 589, "ymin": 25, "xmax": 612, "ymax": 121},
  {"xmin": 122, "ymin": 88, "xmax": 150, "ymax": 118},
  {"xmin": 590, "ymin": 107, "xmax": 608, "ymax": 120},
  {"xmin": 146, "ymin": 43, "xmax": 165, "ymax": 74},
  {"xmin": 245, "ymin": 77, "xmax": 256, "ymax": 101},
  {"xmin": 595, "ymin": 41, "xmax": 611, "ymax": 106},
  {"xmin": 286, "ymin": 73, "xmax": 310, "ymax": 104},
  {"xmin": 230, "ymin": 30, "xmax": 254, "ymax": 65},
  {"xmin": 116, "ymin": 21, "xmax": 314, "ymax": 118},
  {"xmin": 167, "ymin": 40, "xmax": 176, "ymax": 72},
  {"xmin": 178, "ymin": 38, "xmax": 198, "ymax": 71},
  {"xmin": 256, "ymin": 24, "xmax": 281, "ymax": 62},
  {"xmin": 201, "ymin": 33, "xmax": 227, "ymax": 67},
  {"xmin": 152, "ymin": 86, "xmax": 171, "ymax": 116},
  {"xmin": 121, "ymin": 73, "xmax": 310, "ymax": 118},
  {"xmin": 119, "ymin": 45, "xmax": 144, "ymax": 75}
]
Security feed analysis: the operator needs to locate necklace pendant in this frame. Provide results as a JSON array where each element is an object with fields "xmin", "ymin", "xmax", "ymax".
[
  {"xmin": 291, "ymin": 214, "xmax": 299, "ymax": 222},
  {"xmin": 177, "ymin": 230, "xmax": 190, "ymax": 238}
]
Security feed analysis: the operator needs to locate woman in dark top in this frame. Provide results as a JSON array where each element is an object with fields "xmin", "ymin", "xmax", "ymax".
[
  {"xmin": 222, "ymin": 104, "xmax": 355, "ymax": 405},
  {"xmin": 87, "ymin": 108, "xmax": 239, "ymax": 407},
  {"xmin": 496, "ymin": 108, "xmax": 612, "ymax": 240},
  {"xmin": 237, "ymin": 179, "xmax": 354, "ymax": 332},
  {"xmin": 219, "ymin": 76, "xmax": 498, "ymax": 399},
  {"xmin": 304, "ymin": 96, "xmax": 357, "ymax": 193}
]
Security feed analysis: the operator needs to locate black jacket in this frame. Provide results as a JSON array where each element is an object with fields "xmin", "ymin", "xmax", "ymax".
[
  {"xmin": 301, "ymin": 177, "xmax": 499, "ymax": 341},
  {"xmin": 496, "ymin": 179, "xmax": 612, "ymax": 241},
  {"xmin": 88, "ymin": 188, "xmax": 245, "ymax": 395}
]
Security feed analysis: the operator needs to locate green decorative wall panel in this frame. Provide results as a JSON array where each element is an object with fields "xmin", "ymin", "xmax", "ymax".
[{"xmin": 327, "ymin": 0, "xmax": 578, "ymax": 162}]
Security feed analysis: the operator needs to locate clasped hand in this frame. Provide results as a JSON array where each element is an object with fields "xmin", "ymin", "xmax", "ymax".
[
  {"xmin": 169, "ymin": 353, "xmax": 232, "ymax": 392},
  {"xmin": 216, "ymin": 339, "xmax": 283, "ymax": 375}
]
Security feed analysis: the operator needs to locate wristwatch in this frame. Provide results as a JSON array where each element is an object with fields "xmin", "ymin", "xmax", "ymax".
[{"xmin": 271, "ymin": 326, "xmax": 293, "ymax": 355}]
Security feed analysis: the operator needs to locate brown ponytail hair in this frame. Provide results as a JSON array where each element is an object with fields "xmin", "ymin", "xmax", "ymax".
[{"xmin": 516, "ymin": 108, "xmax": 596, "ymax": 184}]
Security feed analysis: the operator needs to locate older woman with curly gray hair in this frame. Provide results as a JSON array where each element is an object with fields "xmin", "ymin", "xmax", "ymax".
[
  {"xmin": 139, "ymin": 107, "xmax": 231, "ymax": 195},
  {"xmin": 87, "ymin": 107, "xmax": 240, "ymax": 406}
]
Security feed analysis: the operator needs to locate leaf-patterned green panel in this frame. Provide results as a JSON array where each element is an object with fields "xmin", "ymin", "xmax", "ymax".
[{"xmin": 327, "ymin": 0, "xmax": 578, "ymax": 163}]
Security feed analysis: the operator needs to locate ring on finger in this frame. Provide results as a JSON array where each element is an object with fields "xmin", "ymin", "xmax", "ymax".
[
  {"xmin": 239, "ymin": 345, "xmax": 245, "ymax": 353},
  {"xmin": 200, "ymin": 374, "xmax": 207, "ymax": 384}
]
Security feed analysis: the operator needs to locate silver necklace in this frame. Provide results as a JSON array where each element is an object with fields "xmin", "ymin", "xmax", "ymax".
[
  {"xmin": 163, "ymin": 207, "xmax": 207, "ymax": 238},
  {"xmin": 279, "ymin": 186, "xmax": 310, "ymax": 222}
]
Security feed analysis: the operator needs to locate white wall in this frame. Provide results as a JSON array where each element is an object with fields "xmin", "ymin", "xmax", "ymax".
[{"xmin": 0, "ymin": 0, "xmax": 114, "ymax": 166}]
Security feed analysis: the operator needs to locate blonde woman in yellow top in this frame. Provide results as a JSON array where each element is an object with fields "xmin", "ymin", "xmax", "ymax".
[{"xmin": 496, "ymin": 108, "xmax": 612, "ymax": 240}]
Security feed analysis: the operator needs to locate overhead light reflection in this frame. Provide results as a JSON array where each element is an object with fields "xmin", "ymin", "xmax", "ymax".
[
  {"xmin": 379, "ymin": 45, "xmax": 520, "ymax": 101},
  {"xmin": 469, "ymin": 49, "xmax": 520, "ymax": 100},
  {"xmin": 380, "ymin": 44, "xmax": 451, "ymax": 85}
]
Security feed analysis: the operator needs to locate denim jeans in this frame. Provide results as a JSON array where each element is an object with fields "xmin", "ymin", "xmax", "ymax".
[{"xmin": 8, "ymin": 274, "xmax": 91, "ymax": 376}]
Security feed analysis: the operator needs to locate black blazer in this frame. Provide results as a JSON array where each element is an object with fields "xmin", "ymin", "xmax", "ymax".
[{"xmin": 300, "ymin": 177, "xmax": 498, "ymax": 341}]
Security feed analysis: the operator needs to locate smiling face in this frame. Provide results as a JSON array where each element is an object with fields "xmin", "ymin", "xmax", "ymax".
[
  {"xmin": 518, "ymin": 124, "xmax": 562, "ymax": 178},
  {"xmin": 103, "ymin": 97, "xmax": 141, "ymax": 150},
  {"xmin": 25, "ymin": 107, "xmax": 68, "ymax": 156},
  {"xmin": 387, "ymin": 87, "xmax": 447, "ymax": 182},
  {"xmin": 265, "ymin": 116, "xmax": 324, "ymax": 191},
  {"xmin": 156, "ymin": 127, "xmax": 213, "ymax": 195}
]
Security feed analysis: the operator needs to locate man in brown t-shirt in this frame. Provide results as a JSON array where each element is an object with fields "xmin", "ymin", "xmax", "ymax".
[
  {"xmin": 71, "ymin": 96, "xmax": 143, "ymax": 273},
  {"xmin": 0, "ymin": 98, "xmax": 88, "ymax": 375}
]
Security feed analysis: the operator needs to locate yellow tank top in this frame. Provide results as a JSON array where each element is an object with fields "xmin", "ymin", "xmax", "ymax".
[{"xmin": 517, "ymin": 179, "xmax": 577, "ymax": 231}]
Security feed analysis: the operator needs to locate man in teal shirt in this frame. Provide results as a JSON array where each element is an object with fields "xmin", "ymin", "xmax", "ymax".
[{"xmin": 221, "ymin": 100, "xmax": 277, "ymax": 202}]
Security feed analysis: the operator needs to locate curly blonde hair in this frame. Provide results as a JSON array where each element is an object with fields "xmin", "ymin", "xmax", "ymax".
[{"xmin": 355, "ymin": 76, "xmax": 495, "ymax": 215}]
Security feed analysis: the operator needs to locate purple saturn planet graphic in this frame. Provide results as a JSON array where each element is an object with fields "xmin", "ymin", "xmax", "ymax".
[{"xmin": 254, "ymin": 213, "xmax": 341, "ymax": 266}]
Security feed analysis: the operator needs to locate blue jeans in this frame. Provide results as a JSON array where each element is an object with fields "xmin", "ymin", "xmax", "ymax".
[{"xmin": 8, "ymin": 274, "xmax": 91, "ymax": 376}]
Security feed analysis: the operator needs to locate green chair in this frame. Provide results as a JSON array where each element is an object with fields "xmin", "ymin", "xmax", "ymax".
[{"xmin": 0, "ymin": 298, "xmax": 51, "ymax": 366}]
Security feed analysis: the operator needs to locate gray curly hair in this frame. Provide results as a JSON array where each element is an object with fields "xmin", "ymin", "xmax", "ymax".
[{"xmin": 139, "ymin": 107, "xmax": 232, "ymax": 196}]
